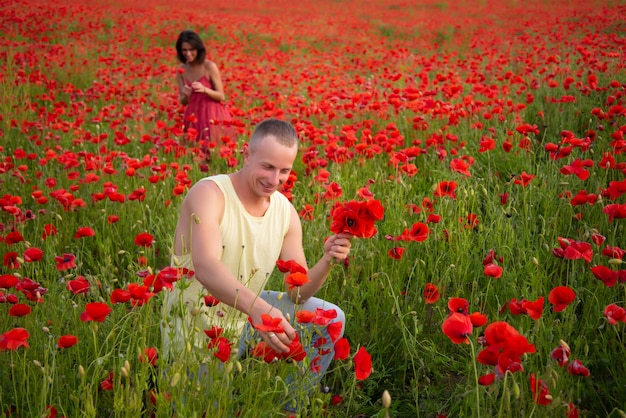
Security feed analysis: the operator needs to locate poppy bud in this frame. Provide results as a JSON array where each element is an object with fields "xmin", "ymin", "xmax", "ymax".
[
  {"xmin": 78, "ymin": 365, "xmax": 85, "ymax": 378},
  {"xmin": 171, "ymin": 372, "xmax": 181, "ymax": 387},
  {"xmin": 382, "ymin": 390, "xmax": 391, "ymax": 408},
  {"xmin": 512, "ymin": 380, "xmax": 520, "ymax": 399},
  {"xmin": 33, "ymin": 360, "xmax": 42, "ymax": 368},
  {"xmin": 609, "ymin": 258, "xmax": 623, "ymax": 265},
  {"xmin": 533, "ymin": 257, "xmax": 539, "ymax": 266}
]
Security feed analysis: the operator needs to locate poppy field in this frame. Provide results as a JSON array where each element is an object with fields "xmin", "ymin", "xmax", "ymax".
[{"xmin": 1, "ymin": 0, "xmax": 626, "ymax": 416}]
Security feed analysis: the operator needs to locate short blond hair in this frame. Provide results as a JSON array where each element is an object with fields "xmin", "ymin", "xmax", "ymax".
[{"xmin": 249, "ymin": 118, "xmax": 298, "ymax": 151}]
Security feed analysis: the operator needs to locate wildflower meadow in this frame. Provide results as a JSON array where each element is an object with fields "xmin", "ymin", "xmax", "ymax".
[{"xmin": 1, "ymin": 0, "xmax": 625, "ymax": 416}]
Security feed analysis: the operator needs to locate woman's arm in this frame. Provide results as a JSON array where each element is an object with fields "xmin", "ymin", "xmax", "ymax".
[{"xmin": 176, "ymin": 69, "xmax": 190, "ymax": 105}]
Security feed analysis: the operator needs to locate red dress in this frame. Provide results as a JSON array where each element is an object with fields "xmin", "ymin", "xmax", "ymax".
[{"xmin": 184, "ymin": 75, "xmax": 234, "ymax": 148}]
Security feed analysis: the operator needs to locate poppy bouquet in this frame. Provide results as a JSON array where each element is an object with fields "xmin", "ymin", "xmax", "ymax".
[{"xmin": 329, "ymin": 199, "xmax": 385, "ymax": 238}]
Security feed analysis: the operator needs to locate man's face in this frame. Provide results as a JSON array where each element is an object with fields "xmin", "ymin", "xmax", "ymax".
[{"xmin": 244, "ymin": 136, "xmax": 297, "ymax": 197}]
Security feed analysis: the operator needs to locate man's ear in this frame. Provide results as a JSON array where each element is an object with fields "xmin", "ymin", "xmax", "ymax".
[{"xmin": 242, "ymin": 143, "xmax": 249, "ymax": 160}]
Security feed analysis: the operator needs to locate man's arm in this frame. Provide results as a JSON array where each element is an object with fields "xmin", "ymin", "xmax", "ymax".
[{"xmin": 280, "ymin": 206, "xmax": 352, "ymax": 303}]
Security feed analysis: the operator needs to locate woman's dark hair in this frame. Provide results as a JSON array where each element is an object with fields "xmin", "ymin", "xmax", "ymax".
[{"xmin": 175, "ymin": 30, "xmax": 206, "ymax": 64}]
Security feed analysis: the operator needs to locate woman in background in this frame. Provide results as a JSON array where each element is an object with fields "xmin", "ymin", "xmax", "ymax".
[{"xmin": 176, "ymin": 30, "xmax": 234, "ymax": 163}]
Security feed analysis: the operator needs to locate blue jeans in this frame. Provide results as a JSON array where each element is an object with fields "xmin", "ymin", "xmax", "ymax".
[{"xmin": 238, "ymin": 290, "xmax": 345, "ymax": 411}]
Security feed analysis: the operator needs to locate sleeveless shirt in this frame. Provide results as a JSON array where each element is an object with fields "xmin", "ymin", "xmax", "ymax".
[{"xmin": 162, "ymin": 174, "xmax": 292, "ymax": 359}]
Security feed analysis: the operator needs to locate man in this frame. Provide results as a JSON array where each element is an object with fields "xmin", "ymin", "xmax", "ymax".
[{"xmin": 162, "ymin": 118, "xmax": 352, "ymax": 410}]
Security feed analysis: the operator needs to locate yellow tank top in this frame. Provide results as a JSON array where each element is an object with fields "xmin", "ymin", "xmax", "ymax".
[{"xmin": 162, "ymin": 174, "xmax": 292, "ymax": 360}]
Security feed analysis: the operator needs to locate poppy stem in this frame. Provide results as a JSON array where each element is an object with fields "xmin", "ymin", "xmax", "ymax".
[{"xmin": 469, "ymin": 339, "xmax": 480, "ymax": 417}]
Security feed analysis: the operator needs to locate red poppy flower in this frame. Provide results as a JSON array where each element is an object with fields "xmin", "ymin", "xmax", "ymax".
[
  {"xmin": 251, "ymin": 342, "xmax": 279, "ymax": 363},
  {"xmin": 3, "ymin": 252, "xmax": 20, "ymax": 269},
  {"xmin": 333, "ymin": 338, "xmax": 350, "ymax": 360},
  {"xmin": 140, "ymin": 347, "xmax": 158, "ymax": 366},
  {"xmin": 604, "ymin": 304, "xmax": 626, "ymax": 325},
  {"xmin": 567, "ymin": 359, "xmax": 590, "ymax": 377},
  {"xmin": 602, "ymin": 246, "xmax": 625, "ymax": 259},
  {"xmin": 327, "ymin": 321, "xmax": 343, "ymax": 342},
  {"xmin": 388, "ymin": 247, "xmax": 405, "ymax": 260},
  {"xmin": 203, "ymin": 295, "xmax": 220, "ymax": 307},
  {"xmin": 285, "ymin": 272, "xmax": 310, "ymax": 289},
  {"xmin": 100, "ymin": 372, "xmax": 114, "ymax": 391},
  {"xmin": 323, "ymin": 182, "xmax": 343, "ymax": 201},
  {"xmin": 128, "ymin": 283, "xmax": 155, "ymax": 306},
  {"xmin": 55, "ymin": 253, "xmax": 76, "ymax": 271},
  {"xmin": 57, "ymin": 335, "xmax": 78, "ymax": 349},
  {"xmin": 424, "ymin": 283, "xmax": 440, "ymax": 304},
  {"xmin": 0, "ymin": 274, "xmax": 19, "ymax": 289},
  {"xmin": 567, "ymin": 403, "xmax": 579, "ymax": 418},
  {"xmin": 426, "ymin": 213, "xmax": 442, "ymax": 223},
  {"xmin": 0, "ymin": 327, "xmax": 30, "ymax": 350},
  {"xmin": 560, "ymin": 158, "xmax": 594, "ymax": 180},
  {"xmin": 134, "ymin": 232, "xmax": 154, "ymax": 247},
  {"xmin": 392, "ymin": 222, "xmax": 430, "ymax": 242},
  {"xmin": 296, "ymin": 310, "xmax": 315, "ymax": 323},
  {"xmin": 521, "ymin": 297, "xmax": 544, "ymax": 320},
  {"xmin": 603, "ymin": 203, "xmax": 626, "ymax": 222},
  {"xmin": 550, "ymin": 343, "xmax": 570, "ymax": 367},
  {"xmin": 74, "ymin": 227, "xmax": 95, "ymax": 239},
  {"xmin": 9, "ymin": 303, "xmax": 31, "ymax": 317},
  {"xmin": 329, "ymin": 199, "xmax": 384, "ymax": 238},
  {"xmin": 483, "ymin": 263, "xmax": 503, "ymax": 279},
  {"xmin": 434, "ymin": 181, "xmax": 457, "ymax": 199},
  {"xmin": 331, "ymin": 394, "xmax": 343, "ymax": 406},
  {"xmin": 203, "ymin": 325, "xmax": 224, "ymax": 339},
  {"xmin": 448, "ymin": 297, "xmax": 469, "ymax": 314},
  {"xmin": 591, "ymin": 232, "xmax": 605, "ymax": 245},
  {"xmin": 66, "ymin": 276, "xmax": 90, "ymax": 295},
  {"xmin": 23, "ymin": 247, "xmax": 43, "ymax": 262},
  {"xmin": 591, "ymin": 265, "xmax": 618, "ymax": 287},
  {"xmin": 5, "ymin": 231, "xmax": 24, "ymax": 245},
  {"xmin": 548, "ymin": 286, "xmax": 575, "ymax": 312},
  {"xmin": 42, "ymin": 224, "xmax": 57, "ymax": 240},
  {"xmin": 299, "ymin": 204, "xmax": 315, "ymax": 221},
  {"xmin": 529, "ymin": 374, "xmax": 552, "ymax": 405},
  {"xmin": 284, "ymin": 334, "xmax": 306, "ymax": 362},
  {"xmin": 110, "ymin": 288, "xmax": 132, "ymax": 304},
  {"xmin": 478, "ymin": 373, "xmax": 495, "ymax": 386},
  {"xmin": 213, "ymin": 337, "xmax": 232, "ymax": 363},
  {"xmin": 450, "ymin": 158, "xmax": 471, "ymax": 177},
  {"xmin": 442, "ymin": 312, "xmax": 473, "ymax": 344},
  {"xmin": 276, "ymin": 259, "xmax": 307, "ymax": 274},
  {"xmin": 513, "ymin": 172, "xmax": 535, "ymax": 187},
  {"xmin": 313, "ymin": 308, "xmax": 338, "ymax": 326},
  {"xmin": 252, "ymin": 313, "xmax": 284, "ymax": 333},
  {"xmin": 469, "ymin": 312, "xmax": 488, "ymax": 327},
  {"xmin": 80, "ymin": 302, "xmax": 112, "ymax": 322},
  {"xmin": 353, "ymin": 346, "xmax": 372, "ymax": 380},
  {"xmin": 107, "ymin": 215, "xmax": 119, "ymax": 224}
]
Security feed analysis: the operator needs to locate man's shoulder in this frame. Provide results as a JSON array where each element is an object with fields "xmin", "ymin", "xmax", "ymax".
[{"xmin": 185, "ymin": 176, "xmax": 225, "ymax": 203}]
